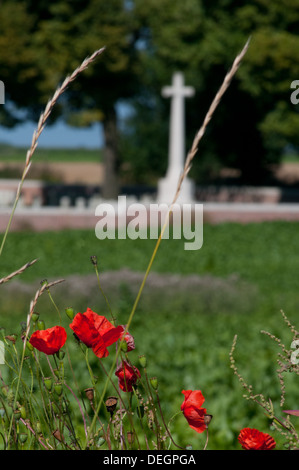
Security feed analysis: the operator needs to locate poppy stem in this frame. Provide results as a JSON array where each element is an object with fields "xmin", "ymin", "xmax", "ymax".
[
  {"xmin": 154, "ymin": 389, "xmax": 185, "ymax": 450},
  {"xmin": 92, "ymin": 260, "xmax": 116, "ymax": 325},
  {"xmin": 203, "ymin": 428, "xmax": 209, "ymax": 450}
]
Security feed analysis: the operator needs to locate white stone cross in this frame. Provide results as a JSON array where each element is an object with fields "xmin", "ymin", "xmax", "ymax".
[{"xmin": 157, "ymin": 72, "xmax": 195, "ymax": 204}]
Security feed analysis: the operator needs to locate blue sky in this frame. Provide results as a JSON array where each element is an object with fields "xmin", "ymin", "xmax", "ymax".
[{"xmin": 0, "ymin": 119, "xmax": 104, "ymax": 149}]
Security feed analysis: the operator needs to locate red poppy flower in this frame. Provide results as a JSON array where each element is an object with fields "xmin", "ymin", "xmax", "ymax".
[
  {"xmin": 120, "ymin": 325, "xmax": 135, "ymax": 352},
  {"xmin": 238, "ymin": 428, "xmax": 276, "ymax": 450},
  {"xmin": 29, "ymin": 326, "xmax": 67, "ymax": 355},
  {"xmin": 181, "ymin": 389, "xmax": 207, "ymax": 434},
  {"xmin": 115, "ymin": 360, "xmax": 141, "ymax": 392},
  {"xmin": 69, "ymin": 308, "xmax": 123, "ymax": 358}
]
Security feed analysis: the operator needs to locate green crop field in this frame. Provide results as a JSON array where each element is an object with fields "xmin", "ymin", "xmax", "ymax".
[
  {"xmin": 0, "ymin": 221, "xmax": 298, "ymax": 449},
  {"xmin": 0, "ymin": 144, "xmax": 102, "ymax": 163}
]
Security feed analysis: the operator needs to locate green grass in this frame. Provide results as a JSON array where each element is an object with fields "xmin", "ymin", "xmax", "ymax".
[
  {"xmin": 0, "ymin": 144, "xmax": 102, "ymax": 163},
  {"xmin": 0, "ymin": 222, "xmax": 298, "ymax": 449}
]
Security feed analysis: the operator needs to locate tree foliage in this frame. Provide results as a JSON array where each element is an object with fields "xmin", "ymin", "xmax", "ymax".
[
  {"xmin": 0, "ymin": 0, "xmax": 140, "ymax": 197},
  {"xmin": 1, "ymin": 0, "xmax": 299, "ymax": 187},
  {"xmin": 122, "ymin": 0, "xmax": 299, "ymax": 184}
]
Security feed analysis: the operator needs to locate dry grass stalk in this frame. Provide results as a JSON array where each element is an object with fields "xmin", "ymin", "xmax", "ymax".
[
  {"xmin": 173, "ymin": 38, "xmax": 250, "ymax": 205},
  {"xmin": 23, "ymin": 279, "xmax": 65, "ymax": 348},
  {"xmin": 0, "ymin": 46, "xmax": 105, "ymax": 257},
  {"xmin": 0, "ymin": 259, "xmax": 38, "ymax": 285},
  {"xmin": 22, "ymin": 47, "xmax": 106, "ymax": 180},
  {"xmin": 126, "ymin": 38, "xmax": 251, "ymax": 333}
]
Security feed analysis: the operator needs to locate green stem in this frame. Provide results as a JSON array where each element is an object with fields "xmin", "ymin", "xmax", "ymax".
[
  {"xmin": 93, "ymin": 262, "xmax": 116, "ymax": 325},
  {"xmin": 84, "ymin": 210, "xmax": 172, "ymax": 448}
]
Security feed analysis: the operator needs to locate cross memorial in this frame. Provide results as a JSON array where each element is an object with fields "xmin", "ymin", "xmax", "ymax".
[{"xmin": 157, "ymin": 72, "xmax": 195, "ymax": 204}]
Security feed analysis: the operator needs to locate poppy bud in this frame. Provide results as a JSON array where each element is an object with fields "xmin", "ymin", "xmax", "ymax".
[
  {"xmin": 65, "ymin": 307, "xmax": 74, "ymax": 320},
  {"xmin": 97, "ymin": 437, "xmax": 105, "ymax": 447},
  {"xmin": 105, "ymin": 396, "xmax": 118, "ymax": 416},
  {"xmin": 37, "ymin": 320, "xmax": 45, "ymax": 330},
  {"xmin": 138, "ymin": 355, "xmax": 147, "ymax": 368},
  {"xmin": 54, "ymin": 383, "xmax": 63, "ymax": 396},
  {"xmin": 43, "ymin": 377, "xmax": 52, "ymax": 391},
  {"xmin": 20, "ymin": 406, "xmax": 27, "ymax": 419},
  {"xmin": 31, "ymin": 312, "xmax": 39, "ymax": 323},
  {"xmin": 150, "ymin": 377, "xmax": 158, "ymax": 390},
  {"xmin": 19, "ymin": 433, "xmax": 28, "ymax": 444},
  {"xmin": 35, "ymin": 421, "xmax": 42, "ymax": 434}
]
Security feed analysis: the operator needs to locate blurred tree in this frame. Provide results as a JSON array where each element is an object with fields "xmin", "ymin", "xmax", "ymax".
[
  {"xmin": 2, "ymin": 0, "xmax": 299, "ymax": 190},
  {"xmin": 122, "ymin": 0, "xmax": 299, "ymax": 184},
  {"xmin": 0, "ymin": 0, "xmax": 141, "ymax": 197}
]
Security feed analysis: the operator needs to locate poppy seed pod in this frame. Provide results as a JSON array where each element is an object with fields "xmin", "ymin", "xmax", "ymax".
[
  {"xmin": 127, "ymin": 431, "xmax": 135, "ymax": 444},
  {"xmin": 204, "ymin": 414, "xmax": 213, "ymax": 427},
  {"xmin": 65, "ymin": 307, "xmax": 74, "ymax": 320},
  {"xmin": 138, "ymin": 355, "xmax": 147, "ymax": 368},
  {"xmin": 105, "ymin": 396, "xmax": 118, "ymax": 416},
  {"xmin": 43, "ymin": 377, "xmax": 52, "ymax": 391},
  {"xmin": 52, "ymin": 429, "xmax": 64, "ymax": 442},
  {"xmin": 84, "ymin": 388, "xmax": 95, "ymax": 402},
  {"xmin": 150, "ymin": 377, "xmax": 158, "ymax": 390},
  {"xmin": 5, "ymin": 334, "xmax": 17, "ymax": 344}
]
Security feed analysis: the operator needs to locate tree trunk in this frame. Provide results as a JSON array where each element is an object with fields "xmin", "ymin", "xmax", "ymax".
[{"xmin": 101, "ymin": 106, "xmax": 120, "ymax": 199}]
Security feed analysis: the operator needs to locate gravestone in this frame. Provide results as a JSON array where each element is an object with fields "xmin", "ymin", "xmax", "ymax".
[{"xmin": 157, "ymin": 72, "xmax": 195, "ymax": 204}]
